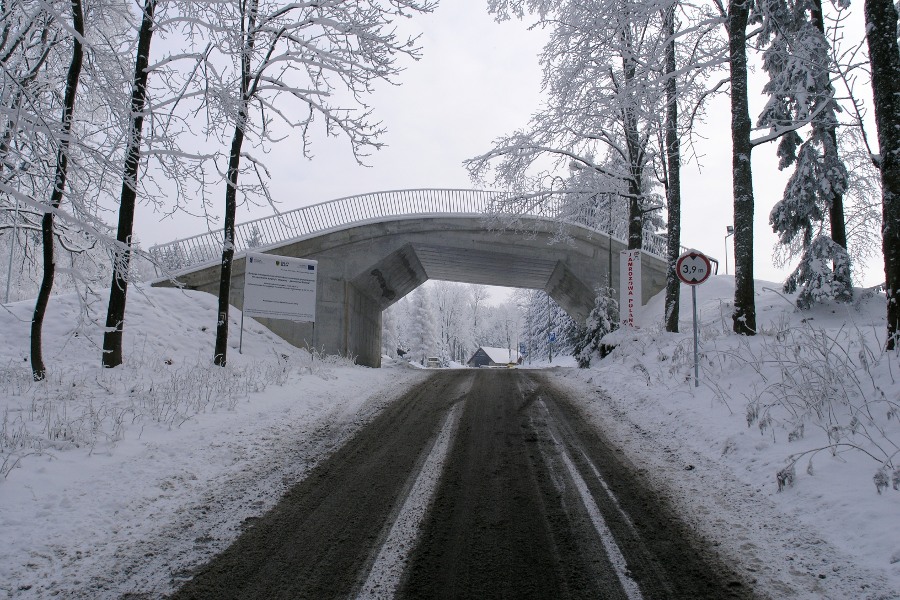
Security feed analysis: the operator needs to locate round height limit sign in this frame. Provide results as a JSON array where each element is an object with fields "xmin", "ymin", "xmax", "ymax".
[
  {"xmin": 676, "ymin": 250, "xmax": 712, "ymax": 285},
  {"xmin": 676, "ymin": 250, "xmax": 712, "ymax": 387}
]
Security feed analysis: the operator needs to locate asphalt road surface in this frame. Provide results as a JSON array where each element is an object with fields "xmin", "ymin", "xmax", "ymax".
[{"xmin": 170, "ymin": 370, "xmax": 755, "ymax": 600}]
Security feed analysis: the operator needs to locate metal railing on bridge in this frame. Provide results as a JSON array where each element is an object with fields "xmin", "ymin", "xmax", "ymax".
[{"xmin": 148, "ymin": 188, "xmax": 673, "ymax": 273}]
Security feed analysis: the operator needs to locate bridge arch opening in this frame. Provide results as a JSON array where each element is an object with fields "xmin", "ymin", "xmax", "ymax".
[{"xmin": 382, "ymin": 280, "xmax": 582, "ymax": 367}]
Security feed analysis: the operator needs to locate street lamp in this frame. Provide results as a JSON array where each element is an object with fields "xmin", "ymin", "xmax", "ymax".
[{"xmin": 725, "ymin": 225, "xmax": 735, "ymax": 275}]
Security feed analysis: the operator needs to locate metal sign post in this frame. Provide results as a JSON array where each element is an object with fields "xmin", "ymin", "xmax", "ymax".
[{"xmin": 676, "ymin": 250, "xmax": 712, "ymax": 387}]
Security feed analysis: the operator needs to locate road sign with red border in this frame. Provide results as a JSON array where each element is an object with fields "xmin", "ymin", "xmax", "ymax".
[{"xmin": 676, "ymin": 250, "xmax": 712, "ymax": 285}]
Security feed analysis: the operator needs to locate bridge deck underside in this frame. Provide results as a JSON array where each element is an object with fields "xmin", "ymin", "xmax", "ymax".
[{"xmin": 420, "ymin": 244, "xmax": 558, "ymax": 290}]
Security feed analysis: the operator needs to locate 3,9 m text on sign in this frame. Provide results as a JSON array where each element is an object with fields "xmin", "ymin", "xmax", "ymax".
[{"xmin": 676, "ymin": 251, "xmax": 712, "ymax": 286}]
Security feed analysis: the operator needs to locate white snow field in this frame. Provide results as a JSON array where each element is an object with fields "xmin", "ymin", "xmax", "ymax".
[{"xmin": 1, "ymin": 279, "xmax": 899, "ymax": 599}]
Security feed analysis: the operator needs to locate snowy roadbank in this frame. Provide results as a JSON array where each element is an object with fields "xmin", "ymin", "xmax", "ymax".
[{"xmin": 0, "ymin": 289, "xmax": 427, "ymax": 598}]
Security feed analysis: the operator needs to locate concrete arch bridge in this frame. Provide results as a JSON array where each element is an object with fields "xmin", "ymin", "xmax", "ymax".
[{"xmin": 150, "ymin": 189, "xmax": 677, "ymax": 367}]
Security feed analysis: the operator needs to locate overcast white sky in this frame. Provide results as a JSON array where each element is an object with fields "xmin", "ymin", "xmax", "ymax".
[{"xmin": 135, "ymin": 2, "xmax": 884, "ymax": 293}]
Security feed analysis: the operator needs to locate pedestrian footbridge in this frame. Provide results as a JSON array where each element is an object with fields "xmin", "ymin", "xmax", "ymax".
[{"xmin": 150, "ymin": 189, "xmax": 674, "ymax": 366}]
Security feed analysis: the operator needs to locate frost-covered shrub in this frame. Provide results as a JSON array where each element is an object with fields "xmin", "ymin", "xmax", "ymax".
[
  {"xmin": 0, "ymin": 347, "xmax": 355, "ymax": 478},
  {"xmin": 738, "ymin": 320, "xmax": 900, "ymax": 492}
]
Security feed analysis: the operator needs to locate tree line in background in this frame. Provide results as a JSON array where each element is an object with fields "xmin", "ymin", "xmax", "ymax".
[{"xmin": 0, "ymin": 0, "xmax": 434, "ymax": 379}]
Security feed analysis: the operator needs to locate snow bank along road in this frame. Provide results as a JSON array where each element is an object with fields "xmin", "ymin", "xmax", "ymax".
[{"xmin": 171, "ymin": 370, "xmax": 755, "ymax": 600}]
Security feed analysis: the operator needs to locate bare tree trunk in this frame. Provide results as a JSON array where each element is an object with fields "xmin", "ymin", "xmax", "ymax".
[
  {"xmin": 213, "ymin": 123, "xmax": 244, "ymax": 366},
  {"xmin": 102, "ymin": 0, "xmax": 157, "ymax": 368},
  {"xmin": 823, "ymin": 132, "xmax": 848, "ymax": 251},
  {"xmin": 663, "ymin": 0, "xmax": 681, "ymax": 333},
  {"xmin": 623, "ymin": 43, "xmax": 645, "ymax": 251},
  {"xmin": 863, "ymin": 0, "xmax": 900, "ymax": 349},
  {"xmin": 728, "ymin": 0, "xmax": 757, "ymax": 335},
  {"xmin": 627, "ymin": 193, "xmax": 642, "ymax": 250},
  {"xmin": 810, "ymin": 0, "xmax": 851, "ymax": 295},
  {"xmin": 615, "ymin": 4, "xmax": 646, "ymax": 252},
  {"xmin": 31, "ymin": 0, "xmax": 84, "ymax": 381},
  {"xmin": 214, "ymin": 0, "xmax": 258, "ymax": 366}
]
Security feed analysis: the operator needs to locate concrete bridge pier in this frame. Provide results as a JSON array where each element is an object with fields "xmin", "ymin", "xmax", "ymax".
[{"xmin": 181, "ymin": 256, "xmax": 386, "ymax": 366}]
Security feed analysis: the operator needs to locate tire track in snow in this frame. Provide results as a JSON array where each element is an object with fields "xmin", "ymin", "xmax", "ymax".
[
  {"xmin": 534, "ymin": 398, "xmax": 645, "ymax": 600},
  {"xmin": 356, "ymin": 401, "xmax": 464, "ymax": 599}
]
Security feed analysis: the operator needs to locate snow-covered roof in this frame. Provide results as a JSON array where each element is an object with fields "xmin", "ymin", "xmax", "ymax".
[{"xmin": 477, "ymin": 346, "xmax": 521, "ymax": 364}]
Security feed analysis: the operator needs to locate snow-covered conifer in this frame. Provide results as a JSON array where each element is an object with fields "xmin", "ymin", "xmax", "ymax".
[
  {"xmin": 783, "ymin": 235, "xmax": 852, "ymax": 308},
  {"xmin": 574, "ymin": 282, "xmax": 619, "ymax": 367},
  {"xmin": 518, "ymin": 289, "xmax": 577, "ymax": 362},
  {"xmin": 757, "ymin": 0, "xmax": 852, "ymax": 307}
]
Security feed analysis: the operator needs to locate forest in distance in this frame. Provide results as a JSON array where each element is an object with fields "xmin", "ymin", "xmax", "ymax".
[
  {"xmin": 1, "ymin": 0, "xmax": 899, "ymax": 378},
  {"xmin": 382, "ymin": 281, "xmax": 581, "ymax": 367}
]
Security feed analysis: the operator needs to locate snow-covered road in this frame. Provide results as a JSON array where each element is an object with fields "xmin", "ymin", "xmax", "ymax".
[{"xmin": 2, "ymin": 282, "xmax": 899, "ymax": 599}]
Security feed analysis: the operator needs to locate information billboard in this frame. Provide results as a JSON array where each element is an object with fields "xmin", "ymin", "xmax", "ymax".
[{"xmin": 243, "ymin": 252, "xmax": 317, "ymax": 322}]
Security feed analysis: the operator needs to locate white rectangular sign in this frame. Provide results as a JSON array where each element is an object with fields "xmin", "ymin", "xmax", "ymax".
[
  {"xmin": 243, "ymin": 252, "xmax": 317, "ymax": 322},
  {"xmin": 620, "ymin": 250, "xmax": 642, "ymax": 328}
]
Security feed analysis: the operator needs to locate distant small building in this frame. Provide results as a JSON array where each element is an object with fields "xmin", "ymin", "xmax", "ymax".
[{"xmin": 467, "ymin": 346, "xmax": 522, "ymax": 368}]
